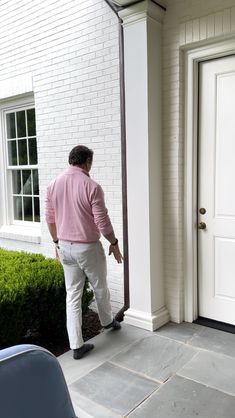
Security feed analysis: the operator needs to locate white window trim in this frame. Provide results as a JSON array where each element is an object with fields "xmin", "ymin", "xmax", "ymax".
[
  {"xmin": 0, "ymin": 224, "xmax": 41, "ymax": 244},
  {"xmin": 184, "ymin": 38, "xmax": 235, "ymax": 323},
  {"xmin": 0, "ymin": 95, "xmax": 41, "ymax": 243}
]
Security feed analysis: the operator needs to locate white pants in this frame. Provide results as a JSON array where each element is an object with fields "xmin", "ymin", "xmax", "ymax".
[{"xmin": 58, "ymin": 240, "xmax": 113, "ymax": 349}]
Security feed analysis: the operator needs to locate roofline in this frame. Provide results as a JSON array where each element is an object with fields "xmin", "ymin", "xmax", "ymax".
[{"xmin": 111, "ymin": 0, "xmax": 166, "ymax": 12}]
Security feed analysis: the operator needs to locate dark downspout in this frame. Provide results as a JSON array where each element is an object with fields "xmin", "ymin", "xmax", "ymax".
[{"xmin": 103, "ymin": 0, "xmax": 130, "ymax": 322}]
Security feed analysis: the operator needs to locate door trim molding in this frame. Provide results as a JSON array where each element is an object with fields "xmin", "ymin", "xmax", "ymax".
[{"xmin": 184, "ymin": 38, "xmax": 235, "ymax": 323}]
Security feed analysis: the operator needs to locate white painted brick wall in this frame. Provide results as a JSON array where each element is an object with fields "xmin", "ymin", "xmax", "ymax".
[
  {"xmin": 0, "ymin": 0, "xmax": 123, "ymax": 314},
  {"xmin": 3, "ymin": 0, "xmax": 234, "ymax": 324},
  {"xmin": 163, "ymin": 0, "xmax": 235, "ymax": 322}
]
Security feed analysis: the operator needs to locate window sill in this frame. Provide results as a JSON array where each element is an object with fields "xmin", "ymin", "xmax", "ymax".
[{"xmin": 0, "ymin": 225, "xmax": 41, "ymax": 244}]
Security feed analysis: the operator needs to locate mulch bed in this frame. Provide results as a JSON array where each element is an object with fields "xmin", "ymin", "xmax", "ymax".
[{"xmin": 21, "ymin": 309, "xmax": 102, "ymax": 357}]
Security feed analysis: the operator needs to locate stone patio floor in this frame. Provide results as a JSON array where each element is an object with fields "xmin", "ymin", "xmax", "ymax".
[{"xmin": 59, "ymin": 321, "xmax": 235, "ymax": 418}]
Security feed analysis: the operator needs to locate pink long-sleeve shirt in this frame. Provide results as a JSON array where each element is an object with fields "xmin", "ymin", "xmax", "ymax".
[{"xmin": 45, "ymin": 166, "xmax": 114, "ymax": 242}]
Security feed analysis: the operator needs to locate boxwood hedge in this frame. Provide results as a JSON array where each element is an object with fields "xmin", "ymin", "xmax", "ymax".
[{"xmin": 0, "ymin": 248, "xmax": 93, "ymax": 348}]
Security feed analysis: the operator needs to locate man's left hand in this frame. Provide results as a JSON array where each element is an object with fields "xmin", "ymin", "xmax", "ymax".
[{"xmin": 109, "ymin": 244, "xmax": 123, "ymax": 264}]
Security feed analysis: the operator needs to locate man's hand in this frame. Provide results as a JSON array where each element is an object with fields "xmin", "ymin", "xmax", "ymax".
[
  {"xmin": 55, "ymin": 245, "xmax": 60, "ymax": 261},
  {"xmin": 109, "ymin": 244, "xmax": 123, "ymax": 264}
]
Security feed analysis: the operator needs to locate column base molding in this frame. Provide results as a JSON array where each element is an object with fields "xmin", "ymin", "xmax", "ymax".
[{"xmin": 124, "ymin": 306, "xmax": 170, "ymax": 331}]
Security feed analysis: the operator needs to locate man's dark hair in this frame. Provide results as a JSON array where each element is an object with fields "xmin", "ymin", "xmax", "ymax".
[{"xmin": 68, "ymin": 145, "xmax": 93, "ymax": 166}]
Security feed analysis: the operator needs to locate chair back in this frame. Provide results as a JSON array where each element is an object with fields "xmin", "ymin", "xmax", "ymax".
[{"xmin": 0, "ymin": 344, "xmax": 77, "ymax": 418}]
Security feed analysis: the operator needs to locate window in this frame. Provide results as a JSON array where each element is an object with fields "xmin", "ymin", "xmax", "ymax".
[{"xmin": 6, "ymin": 107, "xmax": 40, "ymax": 223}]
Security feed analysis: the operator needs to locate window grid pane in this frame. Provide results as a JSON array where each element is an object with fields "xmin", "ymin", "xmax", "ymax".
[
  {"xmin": 23, "ymin": 196, "xmax": 33, "ymax": 221},
  {"xmin": 6, "ymin": 106, "xmax": 40, "ymax": 223},
  {"xmin": 25, "ymin": 108, "xmax": 28, "ymax": 138},
  {"xmin": 16, "ymin": 110, "xmax": 26, "ymax": 138},
  {"xmin": 34, "ymin": 197, "xmax": 40, "ymax": 222},
  {"xmin": 22, "ymin": 170, "xmax": 32, "ymax": 195},
  {"xmin": 8, "ymin": 140, "xmax": 17, "ymax": 166},
  {"xmin": 12, "ymin": 169, "xmax": 40, "ymax": 222},
  {"xmin": 27, "ymin": 109, "xmax": 36, "ymax": 137},
  {"xmin": 32, "ymin": 195, "xmax": 35, "ymax": 222},
  {"xmin": 29, "ymin": 138, "xmax": 37, "ymax": 165},
  {"xmin": 32, "ymin": 169, "xmax": 39, "ymax": 195},
  {"xmin": 7, "ymin": 108, "xmax": 37, "ymax": 167},
  {"xmin": 18, "ymin": 139, "xmax": 28, "ymax": 165},
  {"xmin": 6, "ymin": 113, "xmax": 16, "ymax": 139},
  {"xmin": 12, "ymin": 170, "xmax": 21, "ymax": 194},
  {"xmin": 13, "ymin": 196, "xmax": 23, "ymax": 221}
]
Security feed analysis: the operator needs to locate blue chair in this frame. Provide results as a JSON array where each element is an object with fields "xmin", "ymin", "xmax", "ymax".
[{"xmin": 0, "ymin": 344, "xmax": 77, "ymax": 418}]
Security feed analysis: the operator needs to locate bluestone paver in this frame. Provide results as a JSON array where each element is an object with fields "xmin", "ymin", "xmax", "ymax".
[
  {"xmin": 177, "ymin": 350, "xmax": 235, "ymax": 396},
  {"xmin": 111, "ymin": 334, "xmax": 196, "ymax": 382},
  {"xmin": 59, "ymin": 322, "xmax": 235, "ymax": 418},
  {"xmin": 128, "ymin": 375, "xmax": 235, "ymax": 418},
  {"xmin": 70, "ymin": 361, "xmax": 159, "ymax": 416},
  {"xmin": 70, "ymin": 391, "xmax": 122, "ymax": 418},
  {"xmin": 154, "ymin": 321, "xmax": 205, "ymax": 343},
  {"xmin": 59, "ymin": 324, "xmax": 149, "ymax": 384},
  {"xmin": 189, "ymin": 326, "xmax": 235, "ymax": 357}
]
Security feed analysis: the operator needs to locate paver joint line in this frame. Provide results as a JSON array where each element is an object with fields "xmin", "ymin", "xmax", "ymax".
[
  {"xmin": 122, "ymin": 385, "xmax": 160, "ymax": 418},
  {"xmin": 177, "ymin": 349, "xmax": 199, "ymax": 369},
  {"xmin": 108, "ymin": 360, "xmax": 163, "ymax": 385},
  {"xmin": 153, "ymin": 332, "xmax": 186, "ymax": 345},
  {"xmin": 186, "ymin": 340, "xmax": 235, "ymax": 359},
  {"xmin": 124, "ymin": 375, "xmax": 176, "ymax": 418},
  {"xmin": 184, "ymin": 324, "xmax": 206, "ymax": 345},
  {"xmin": 176, "ymin": 373, "xmax": 235, "ymax": 399}
]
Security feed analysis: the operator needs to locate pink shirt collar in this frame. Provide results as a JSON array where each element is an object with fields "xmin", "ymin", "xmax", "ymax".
[{"xmin": 66, "ymin": 165, "xmax": 90, "ymax": 177}]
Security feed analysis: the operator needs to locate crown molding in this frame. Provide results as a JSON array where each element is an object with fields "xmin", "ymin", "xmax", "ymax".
[
  {"xmin": 112, "ymin": 0, "xmax": 166, "ymax": 7},
  {"xmin": 118, "ymin": 0, "xmax": 165, "ymax": 25}
]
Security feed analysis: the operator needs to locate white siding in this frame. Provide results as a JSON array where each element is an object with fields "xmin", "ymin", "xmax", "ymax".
[
  {"xmin": 0, "ymin": 0, "xmax": 123, "ymax": 313},
  {"xmin": 163, "ymin": 0, "xmax": 235, "ymax": 322}
]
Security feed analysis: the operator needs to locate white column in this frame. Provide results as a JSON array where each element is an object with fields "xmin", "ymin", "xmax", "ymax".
[{"xmin": 119, "ymin": 0, "xmax": 169, "ymax": 330}]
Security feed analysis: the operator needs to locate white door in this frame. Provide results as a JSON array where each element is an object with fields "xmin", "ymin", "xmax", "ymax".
[{"xmin": 198, "ymin": 55, "xmax": 235, "ymax": 325}]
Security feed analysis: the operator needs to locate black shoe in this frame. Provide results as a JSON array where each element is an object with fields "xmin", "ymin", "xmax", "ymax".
[
  {"xmin": 73, "ymin": 343, "xmax": 94, "ymax": 359},
  {"xmin": 104, "ymin": 319, "xmax": 121, "ymax": 330}
]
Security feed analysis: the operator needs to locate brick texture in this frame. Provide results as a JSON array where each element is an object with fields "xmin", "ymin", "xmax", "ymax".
[
  {"xmin": 163, "ymin": 0, "xmax": 235, "ymax": 322},
  {"xmin": 0, "ymin": 0, "xmax": 123, "ymax": 314},
  {"xmin": 2, "ymin": 0, "xmax": 235, "ymax": 322}
]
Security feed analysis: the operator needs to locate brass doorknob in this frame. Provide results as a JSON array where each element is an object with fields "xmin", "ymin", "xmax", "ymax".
[{"xmin": 198, "ymin": 222, "xmax": 206, "ymax": 230}]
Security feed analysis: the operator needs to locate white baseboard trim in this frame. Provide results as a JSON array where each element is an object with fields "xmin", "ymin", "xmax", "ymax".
[{"xmin": 124, "ymin": 306, "xmax": 170, "ymax": 331}]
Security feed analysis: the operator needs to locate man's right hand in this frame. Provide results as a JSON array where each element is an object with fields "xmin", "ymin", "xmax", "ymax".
[
  {"xmin": 55, "ymin": 245, "xmax": 61, "ymax": 262},
  {"xmin": 109, "ymin": 244, "xmax": 123, "ymax": 264}
]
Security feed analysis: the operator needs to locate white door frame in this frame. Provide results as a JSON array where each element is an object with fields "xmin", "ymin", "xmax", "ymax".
[{"xmin": 184, "ymin": 38, "xmax": 235, "ymax": 323}]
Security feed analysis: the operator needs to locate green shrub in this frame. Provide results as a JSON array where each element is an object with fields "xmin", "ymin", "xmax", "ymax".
[{"xmin": 0, "ymin": 248, "xmax": 93, "ymax": 348}]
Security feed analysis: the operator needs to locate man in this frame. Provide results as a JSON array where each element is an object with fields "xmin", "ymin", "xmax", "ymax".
[{"xmin": 45, "ymin": 145, "xmax": 123, "ymax": 359}]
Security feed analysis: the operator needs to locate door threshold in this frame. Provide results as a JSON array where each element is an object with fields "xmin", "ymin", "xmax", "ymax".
[{"xmin": 193, "ymin": 317, "xmax": 235, "ymax": 335}]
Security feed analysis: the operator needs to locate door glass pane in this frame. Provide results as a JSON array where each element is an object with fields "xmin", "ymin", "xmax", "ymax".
[
  {"xmin": 28, "ymin": 138, "xmax": 37, "ymax": 164},
  {"xmin": 34, "ymin": 197, "xmax": 40, "ymax": 222},
  {"xmin": 12, "ymin": 170, "xmax": 22, "ymax": 194},
  {"xmin": 13, "ymin": 196, "xmax": 23, "ymax": 220},
  {"xmin": 27, "ymin": 108, "xmax": 36, "ymax": 136},
  {"xmin": 16, "ymin": 110, "xmax": 26, "ymax": 138},
  {"xmin": 6, "ymin": 113, "xmax": 16, "ymax": 139},
  {"xmin": 22, "ymin": 170, "xmax": 32, "ymax": 195},
  {"xmin": 8, "ymin": 140, "xmax": 17, "ymax": 165},
  {"xmin": 23, "ymin": 197, "xmax": 33, "ymax": 221},
  {"xmin": 18, "ymin": 139, "xmax": 28, "ymax": 165},
  {"xmin": 33, "ymin": 170, "xmax": 39, "ymax": 195}
]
